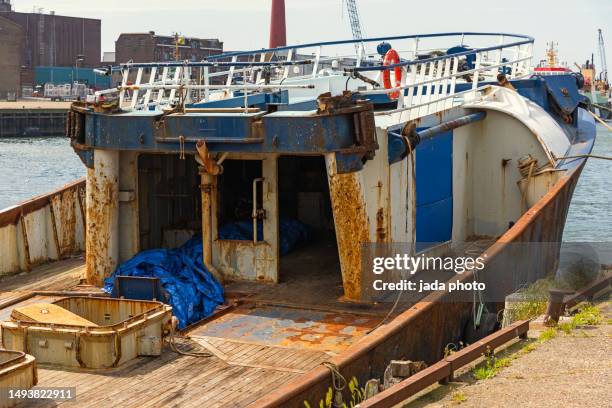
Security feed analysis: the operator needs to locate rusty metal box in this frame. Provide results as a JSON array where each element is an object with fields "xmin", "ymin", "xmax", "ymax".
[
  {"xmin": 0, "ymin": 350, "xmax": 37, "ymax": 408},
  {"xmin": 1, "ymin": 297, "xmax": 172, "ymax": 369}
]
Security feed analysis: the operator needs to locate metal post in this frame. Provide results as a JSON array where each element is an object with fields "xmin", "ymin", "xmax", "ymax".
[
  {"xmin": 200, "ymin": 170, "xmax": 214, "ymax": 269},
  {"xmin": 199, "ymin": 167, "xmax": 224, "ymax": 283},
  {"xmin": 545, "ymin": 289, "xmax": 567, "ymax": 325},
  {"xmin": 85, "ymin": 149, "xmax": 120, "ymax": 286},
  {"xmin": 252, "ymin": 178, "xmax": 265, "ymax": 243}
]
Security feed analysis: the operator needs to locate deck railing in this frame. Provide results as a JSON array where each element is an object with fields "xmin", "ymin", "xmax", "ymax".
[{"xmin": 98, "ymin": 32, "xmax": 534, "ymax": 118}]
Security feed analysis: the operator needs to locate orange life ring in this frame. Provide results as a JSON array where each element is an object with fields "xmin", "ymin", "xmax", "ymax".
[{"xmin": 382, "ymin": 49, "xmax": 402, "ymax": 100}]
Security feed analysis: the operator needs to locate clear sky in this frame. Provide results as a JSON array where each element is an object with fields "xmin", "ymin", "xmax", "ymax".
[{"xmin": 9, "ymin": 0, "xmax": 612, "ymax": 69}]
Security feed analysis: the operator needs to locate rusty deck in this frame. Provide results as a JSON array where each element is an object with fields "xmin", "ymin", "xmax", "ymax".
[
  {"xmin": 0, "ymin": 261, "xmax": 394, "ymax": 408},
  {"xmin": 0, "ymin": 249, "xmax": 397, "ymax": 407},
  {"xmin": 0, "ymin": 238, "xmax": 503, "ymax": 408}
]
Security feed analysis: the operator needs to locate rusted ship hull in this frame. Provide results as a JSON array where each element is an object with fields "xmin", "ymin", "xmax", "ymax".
[{"xmin": 254, "ymin": 158, "xmax": 585, "ymax": 407}]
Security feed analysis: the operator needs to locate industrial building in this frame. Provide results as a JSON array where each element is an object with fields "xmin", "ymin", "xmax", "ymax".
[
  {"xmin": 0, "ymin": 0, "xmax": 101, "ymax": 96},
  {"xmin": 115, "ymin": 31, "xmax": 223, "ymax": 63},
  {"xmin": 0, "ymin": 14, "xmax": 23, "ymax": 99}
]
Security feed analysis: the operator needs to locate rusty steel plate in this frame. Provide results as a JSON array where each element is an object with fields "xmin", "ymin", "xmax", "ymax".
[{"xmin": 189, "ymin": 304, "xmax": 381, "ymax": 353}]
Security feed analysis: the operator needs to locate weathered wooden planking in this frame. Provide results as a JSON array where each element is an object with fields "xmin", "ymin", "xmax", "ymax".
[
  {"xmin": 18, "ymin": 335, "xmax": 325, "ymax": 408},
  {"xmin": 0, "ymin": 257, "xmax": 84, "ymax": 292}
]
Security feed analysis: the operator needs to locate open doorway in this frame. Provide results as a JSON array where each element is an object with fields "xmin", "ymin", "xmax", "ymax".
[
  {"xmin": 216, "ymin": 159, "xmax": 263, "ymax": 237},
  {"xmin": 138, "ymin": 154, "xmax": 201, "ymax": 250},
  {"xmin": 277, "ymin": 156, "xmax": 341, "ymax": 290}
]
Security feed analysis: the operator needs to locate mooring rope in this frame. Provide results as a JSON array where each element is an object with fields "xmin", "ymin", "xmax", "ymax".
[
  {"xmin": 587, "ymin": 109, "xmax": 612, "ymax": 132},
  {"xmin": 321, "ymin": 361, "xmax": 347, "ymax": 408},
  {"xmin": 167, "ymin": 324, "xmax": 212, "ymax": 358},
  {"xmin": 366, "ymin": 124, "xmax": 417, "ymax": 335},
  {"xmin": 555, "ymin": 154, "xmax": 612, "ymax": 161}
]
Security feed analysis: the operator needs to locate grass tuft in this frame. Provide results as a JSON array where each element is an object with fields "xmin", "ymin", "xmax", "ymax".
[
  {"xmin": 572, "ymin": 304, "xmax": 602, "ymax": 326},
  {"xmin": 521, "ymin": 343, "xmax": 536, "ymax": 354},
  {"xmin": 538, "ymin": 327, "xmax": 557, "ymax": 342},
  {"xmin": 504, "ymin": 278, "xmax": 556, "ymax": 322},
  {"xmin": 452, "ymin": 391, "xmax": 467, "ymax": 404},
  {"xmin": 558, "ymin": 322, "xmax": 574, "ymax": 334},
  {"xmin": 472, "ymin": 349, "xmax": 513, "ymax": 380}
]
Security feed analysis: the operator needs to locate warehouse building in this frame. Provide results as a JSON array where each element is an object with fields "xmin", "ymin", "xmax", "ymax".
[
  {"xmin": 0, "ymin": 14, "xmax": 23, "ymax": 99},
  {"xmin": 115, "ymin": 32, "xmax": 223, "ymax": 63},
  {"xmin": 0, "ymin": 1, "xmax": 101, "ymax": 93}
]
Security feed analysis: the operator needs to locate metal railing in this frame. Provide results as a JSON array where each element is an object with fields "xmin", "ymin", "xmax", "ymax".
[{"xmin": 98, "ymin": 32, "xmax": 534, "ymax": 118}]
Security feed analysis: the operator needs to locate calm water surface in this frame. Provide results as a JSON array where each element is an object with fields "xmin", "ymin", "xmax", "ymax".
[
  {"xmin": 563, "ymin": 126, "xmax": 612, "ymax": 241},
  {"xmin": 0, "ymin": 137, "xmax": 85, "ymax": 210},
  {"xmin": 0, "ymin": 127, "xmax": 610, "ymax": 241}
]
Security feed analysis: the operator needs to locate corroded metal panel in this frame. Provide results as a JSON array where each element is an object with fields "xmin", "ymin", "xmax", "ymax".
[
  {"xmin": 325, "ymin": 153, "xmax": 370, "ymax": 301},
  {"xmin": 86, "ymin": 150, "xmax": 120, "ymax": 286},
  {"xmin": 212, "ymin": 156, "xmax": 279, "ymax": 283},
  {"xmin": 0, "ymin": 179, "xmax": 85, "ymax": 277},
  {"xmin": 0, "ymin": 225, "xmax": 20, "ymax": 275},
  {"xmin": 190, "ymin": 304, "xmax": 380, "ymax": 353},
  {"xmin": 215, "ymin": 240, "xmax": 258, "ymax": 281},
  {"xmin": 259, "ymin": 156, "xmax": 280, "ymax": 282}
]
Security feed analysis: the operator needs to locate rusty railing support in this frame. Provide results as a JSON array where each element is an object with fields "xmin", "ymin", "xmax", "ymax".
[
  {"xmin": 357, "ymin": 320, "xmax": 530, "ymax": 408},
  {"xmin": 48, "ymin": 196, "xmax": 62, "ymax": 260}
]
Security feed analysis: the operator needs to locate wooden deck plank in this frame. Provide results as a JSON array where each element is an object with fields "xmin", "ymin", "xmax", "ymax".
[{"xmin": 0, "ymin": 257, "xmax": 84, "ymax": 292}]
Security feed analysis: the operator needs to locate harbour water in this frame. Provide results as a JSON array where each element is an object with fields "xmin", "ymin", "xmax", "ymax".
[
  {"xmin": 0, "ymin": 127, "xmax": 610, "ymax": 241},
  {"xmin": 0, "ymin": 137, "xmax": 85, "ymax": 210},
  {"xmin": 563, "ymin": 126, "xmax": 612, "ymax": 242}
]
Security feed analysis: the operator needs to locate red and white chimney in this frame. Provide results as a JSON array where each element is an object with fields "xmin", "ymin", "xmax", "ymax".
[{"xmin": 269, "ymin": 0, "xmax": 287, "ymax": 48}]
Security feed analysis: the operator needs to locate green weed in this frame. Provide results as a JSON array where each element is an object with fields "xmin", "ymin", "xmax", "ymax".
[
  {"xmin": 572, "ymin": 304, "xmax": 602, "ymax": 326},
  {"xmin": 304, "ymin": 376, "xmax": 365, "ymax": 408},
  {"xmin": 521, "ymin": 343, "xmax": 536, "ymax": 353},
  {"xmin": 538, "ymin": 327, "xmax": 557, "ymax": 342},
  {"xmin": 504, "ymin": 278, "xmax": 555, "ymax": 322},
  {"xmin": 472, "ymin": 348, "xmax": 512, "ymax": 380},
  {"xmin": 452, "ymin": 391, "xmax": 467, "ymax": 404},
  {"xmin": 558, "ymin": 322, "xmax": 574, "ymax": 334}
]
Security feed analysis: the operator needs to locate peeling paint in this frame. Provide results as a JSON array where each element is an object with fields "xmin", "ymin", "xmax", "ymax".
[
  {"xmin": 326, "ymin": 154, "xmax": 370, "ymax": 301},
  {"xmin": 0, "ymin": 180, "xmax": 85, "ymax": 277},
  {"xmin": 86, "ymin": 151, "xmax": 120, "ymax": 286}
]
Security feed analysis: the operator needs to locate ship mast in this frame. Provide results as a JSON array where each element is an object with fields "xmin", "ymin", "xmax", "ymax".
[{"xmin": 545, "ymin": 41, "xmax": 559, "ymax": 67}]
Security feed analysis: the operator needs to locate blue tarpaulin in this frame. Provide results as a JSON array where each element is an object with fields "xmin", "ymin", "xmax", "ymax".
[
  {"xmin": 103, "ymin": 235, "xmax": 224, "ymax": 329},
  {"xmin": 104, "ymin": 219, "xmax": 310, "ymax": 328}
]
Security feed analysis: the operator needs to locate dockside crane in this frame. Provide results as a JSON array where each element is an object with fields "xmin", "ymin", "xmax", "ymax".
[
  {"xmin": 342, "ymin": 0, "xmax": 364, "ymax": 53},
  {"xmin": 597, "ymin": 29, "xmax": 608, "ymax": 82},
  {"xmin": 343, "ymin": 0, "xmax": 363, "ymax": 41}
]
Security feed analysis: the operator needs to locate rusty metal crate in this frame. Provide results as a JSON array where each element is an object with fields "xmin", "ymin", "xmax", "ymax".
[
  {"xmin": 1, "ymin": 297, "xmax": 172, "ymax": 369},
  {"xmin": 0, "ymin": 350, "xmax": 37, "ymax": 408}
]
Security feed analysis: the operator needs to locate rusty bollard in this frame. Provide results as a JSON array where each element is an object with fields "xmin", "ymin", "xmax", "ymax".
[{"xmin": 544, "ymin": 289, "xmax": 567, "ymax": 326}]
